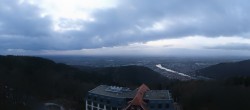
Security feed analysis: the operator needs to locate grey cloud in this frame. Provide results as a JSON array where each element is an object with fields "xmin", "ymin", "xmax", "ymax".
[
  {"xmin": 205, "ymin": 43, "xmax": 250, "ymax": 50},
  {"xmin": 127, "ymin": 0, "xmax": 250, "ymax": 37},
  {"xmin": 65, "ymin": 0, "xmax": 250, "ymax": 48},
  {"xmin": 1, "ymin": 0, "xmax": 250, "ymax": 51},
  {"xmin": 0, "ymin": 0, "xmax": 53, "ymax": 50},
  {"xmin": 0, "ymin": 0, "xmax": 52, "ymax": 37}
]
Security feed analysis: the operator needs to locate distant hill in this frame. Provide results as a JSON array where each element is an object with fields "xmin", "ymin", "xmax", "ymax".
[
  {"xmin": 0, "ymin": 55, "xmax": 94, "ymax": 109},
  {"xmin": 196, "ymin": 59, "xmax": 250, "ymax": 79},
  {"xmin": 0, "ymin": 55, "xmax": 167, "ymax": 110},
  {"xmin": 75, "ymin": 65, "xmax": 167, "ymax": 86}
]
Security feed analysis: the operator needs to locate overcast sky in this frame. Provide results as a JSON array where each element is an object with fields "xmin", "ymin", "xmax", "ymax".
[{"xmin": 1, "ymin": 0, "xmax": 250, "ymax": 56}]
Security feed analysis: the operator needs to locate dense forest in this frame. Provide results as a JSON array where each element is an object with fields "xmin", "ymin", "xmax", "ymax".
[{"xmin": 0, "ymin": 55, "xmax": 250, "ymax": 110}]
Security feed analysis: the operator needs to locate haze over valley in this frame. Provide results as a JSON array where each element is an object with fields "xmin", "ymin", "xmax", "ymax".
[{"xmin": 44, "ymin": 56, "xmax": 250, "ymax": 80}]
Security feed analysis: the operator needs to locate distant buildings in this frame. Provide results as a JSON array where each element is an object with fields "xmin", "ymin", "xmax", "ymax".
[{"xmin": 85, "ymin": 84, "xmax": 174, "ymax": 110}]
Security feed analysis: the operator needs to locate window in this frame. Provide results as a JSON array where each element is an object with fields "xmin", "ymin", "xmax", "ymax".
[
  {"xmin": 112, "ymin": 107, "xmax": 116, "ymax": 110},
  {"xmin": 100, "ymin": 104, "xmax": 104, "ymax": 108},
  {"xmin": 87, "ymin": 100, "xmax": 91, "ymax": 105},
  {"xmin": 93, "ymin": 102, "xmax": 97, "ymax": 106},
  {"xmin": 106, "ymin": 106, "xmax": 110, "ymax": 110},
  {"xmin": 87, "ymin": 106, "xmax": 91, "ymax": 110},
  {"xmin": 107, "ymin": 100, "xmax": 110, "ymax": 104},
  {"xmin": 118, "ymin": 101, "xmax": 122, "ymax": 106},
  {"xmin": 158, "ymin": 103, "xmax": 162, "ymax": 108},
  {"xmin": 150, "ymin": 105, "xmax": 155, "ymax": 108},
  {"xmin": 87, "ymin": 96, "xmax": 91, "ymax": 99},
  {"xmin": 165, "ymin": 103, "xmax": 169, "ymax": 108}
]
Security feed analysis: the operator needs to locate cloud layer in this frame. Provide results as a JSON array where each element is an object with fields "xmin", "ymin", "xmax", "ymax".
[{"xmin": 0, "ymin": 0, "xmax": 250, "ymax": 55}]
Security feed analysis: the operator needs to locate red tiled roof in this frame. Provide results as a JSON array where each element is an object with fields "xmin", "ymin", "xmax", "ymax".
[{"xmin": 123, "ymin": 84, "xmax": 150, "ymax": 110}]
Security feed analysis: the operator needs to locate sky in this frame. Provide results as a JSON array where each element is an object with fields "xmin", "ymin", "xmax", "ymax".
[{"xmin": 1, "ymin": 0, "xmax": 250, "ymax": 56}]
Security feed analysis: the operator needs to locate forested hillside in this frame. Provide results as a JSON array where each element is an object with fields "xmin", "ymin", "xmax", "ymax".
[
  {"xmin": 0, "ymin": 55, "xmax": 168, "ymax": 110},
  {"xmin": 196, "ymin": 59, "xmax": 250, "ymax": 79}
]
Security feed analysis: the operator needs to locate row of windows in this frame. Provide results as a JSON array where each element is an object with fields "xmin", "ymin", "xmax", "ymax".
[
  {"xmin": 87, "ymin": 101, "xmax": 170, "ymax": 109},
  {"xmin": 87, "ymin": 105, "xmax": 121, "ymax": 110},
  {"xmin": 87, "ymin": 100, "xmax": 124, "ymax": 109},
  {"xmin": 87, "ymin": 95, "xmax": 171, "ymax": 109},
  {"xmin": 87, "ymin": 95, "xmax": 111, "ymax": 104},
  {"xmin": 87, "ymin": 95, "xmax": 124, "ymax": 107}
]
